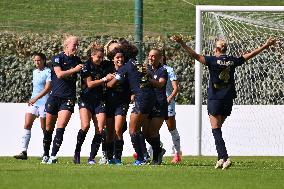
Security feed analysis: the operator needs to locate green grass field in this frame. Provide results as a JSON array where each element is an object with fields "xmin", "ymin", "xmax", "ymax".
[
  {"xmin": 1, "ymin": 0, "xmax": 284, "ymax": 36},
  {"xmin": 0, "ymin": 156, "xmax": 283, "ymax": 189}
]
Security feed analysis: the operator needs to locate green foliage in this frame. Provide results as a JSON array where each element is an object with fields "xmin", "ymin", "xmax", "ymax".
[
  {"xmin": 0, "ymin": 32, "xmax": 195, "ymax": 104},
  {"xmin": 0, "ymin": 156, "xmax": 284, "ymax": 189}
]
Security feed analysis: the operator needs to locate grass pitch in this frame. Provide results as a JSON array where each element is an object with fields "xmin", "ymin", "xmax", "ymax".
[{"xmin": 0, "ymin": 156, "xmax": 283, "ymax": 189}]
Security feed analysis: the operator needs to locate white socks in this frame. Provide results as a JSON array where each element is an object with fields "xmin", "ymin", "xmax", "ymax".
[
  {"xmin": 170, "ymin": 129, "xmax": 181, "ymax": 153},
  {"xmin": 21, "ymin": 129, "xmax": 31, "ymax": 152}
]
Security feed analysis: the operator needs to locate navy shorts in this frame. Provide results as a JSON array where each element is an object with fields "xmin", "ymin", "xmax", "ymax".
[
  {"xmin": 78, "ymin": 100, "xmax": 106, "ymax": 115},
  {"xmin": 207, "ymin": 99, "xmax": 233, "ymax": 116},
  {"xmin": 132, "ymin": 94, "xmax": 156, "ymax": 114},
  {"xmin": 149, "ymin": 101, "xmax": 168, "ymax": 119},
  {"xmin": 106, "ymin": 102, "xmax": 129, "ymax": 117},
  {"xmin": 45, "ymin": 96, "xmax": 75, "ymax": 115}
]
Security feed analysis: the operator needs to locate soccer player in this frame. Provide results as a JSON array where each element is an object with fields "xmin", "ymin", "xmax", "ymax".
[
  {"xmin": 41, "ymin": 35, "xmax": 84, "ymax": 164},
  {"xmin": 14, "ymin": 52, "xmax": 51, "ymax": 160},
  {"xmin": 73, "ymin": 44, "xmax": 114, "ymax": 165},
  {"xmin": 171, "ymin": 35, "xmax": 276, "ymax": 169},
  {"xmin": 105, "ymin": 47, "xmax": 131, "ymax": 165},
  {"xmin": 161, "ymin": 51, "xmax": 182, "ymax": 163},
  {"xmin": 143, "ymin": 48, "xmax": 168, "ymax": 165},
  {"xmin": 107, "ymin": 43, "xmax": 156, "ymax": 166}
]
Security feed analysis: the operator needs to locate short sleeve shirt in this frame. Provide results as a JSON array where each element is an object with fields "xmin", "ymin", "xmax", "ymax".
[
  {"xmin": 31, "ymin": 67, "xmax": 51, "ymax": 106},
  {"xmin": 205, "ymin": 55, "xmax": 245, "ymax": 100}
]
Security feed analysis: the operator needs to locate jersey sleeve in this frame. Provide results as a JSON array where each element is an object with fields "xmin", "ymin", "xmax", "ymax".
[
  {"xmin": 204, "ymin": 56, "xmax": 212, "ymax": 67},
  {"xmin": 234, "ymin": 56, "xmax": 246, "ymax": 67},
  {"xmin": 167, "ymin": 67, "xmax": 177, "ymax": 81},
  {"xmin": 45, "ymin": 68, "xmax": 51, "ymax": 82},
  {"xmin": 159, "ymin": 68, "xmax": 168, "ymax": 80},
  {"xmin": 52, "ymin": 55, "xmax": 62, "ymax": 67}
]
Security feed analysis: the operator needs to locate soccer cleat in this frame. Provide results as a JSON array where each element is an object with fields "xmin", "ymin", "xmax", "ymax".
[
  {"xmin": 133, "ymin": 160, "xmax": 146, "ymax": 166},
  {"xmin": 222, "ymin": 158, "xmax": 232, "ymax": 170},
  {"xmin": 150, "ymin": 160, "xmax": 160, "ymax": 165},
  {"xmin": 14, "ymin": 151, "xmax": 28, "ymax": 160},
  {"xmin": 114, "ymin": 159, "xmax": 122, "ymax": 165},
  {"xmin": 157, "ymin": 148, "xmax": 166, "ymax": 165},
  {"xmin": 87, "ymin": 159, "xmax": 96, "ymax": 165},
  {"xmin": 144, "ymin": 154, "xmax": 151, "ymax": 164},
  {"xmin": 215, "ymin": 159, "xmax": 224, "ymax": 169},
  {"xmin": 40, "ymin": 156, "xmax": 49, "ymax": 164},
  {"xmin": 171, "ymin": 152, "xmax": 182, "ymax": 164},
  {"xmin": 47, "ymin": 156, "xmax": 57, "ymax": 164},
  {"xmin": 99, "ymin": 152, "xmax": 108, "ymax": 165},
  {"xmin": 107, "ymin": 159, "xmax": 116, "ymax": 165},
  {"xmin": 73, "ymin": 152, "xmax": 80, "ymax": 164}
]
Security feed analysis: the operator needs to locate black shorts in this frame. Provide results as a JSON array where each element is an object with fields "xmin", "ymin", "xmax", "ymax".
[
  {"xmin": 45, "ymin": 96, "xmax": 75, "ymax": 115},
  {"xmin": 78, "ymin": 100, "xmax": 106, "ymax": 115},
  {"xmin": 131, "ymin": 94, "xmax": 156, "ymax": 114},
  {"xmin": 106, "ymin": 102, "xmax": 129, "ymax": 117},
  {"xmin": 207, "ymin": 99, "xmax": 233, "ymax": 116},
  {"xmin": 149, "ymin": 101, "xmax": 168, "ymax": 119}
]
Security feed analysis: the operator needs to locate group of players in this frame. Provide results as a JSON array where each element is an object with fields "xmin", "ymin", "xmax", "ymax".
[
  {"xmin": 14, "ymin": 34, "xmax": 276, "ymax": 169},
  {"xmin": 14, "ymin": 36, "xmax": 182, "ymax": 166}
]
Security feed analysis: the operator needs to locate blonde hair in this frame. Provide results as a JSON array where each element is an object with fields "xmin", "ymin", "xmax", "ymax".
[
  {"xmin": 215, "ymin": 40, "xmax": 228, "ymax": 53},
  {"xmin": 63, "ymin": 35, "xmax": 79, "ymax": 49}
]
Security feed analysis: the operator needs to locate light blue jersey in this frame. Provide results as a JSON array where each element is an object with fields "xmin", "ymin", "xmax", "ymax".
[
  {"xmin": 163, "ymin": 65, "xmax": 177, "ymax": 97},
  {"xmin": 31, "ymin": 67, "xmax": 51, "ymax": 106},
  {"xmin": 163, "ymin": 65, "xmax": 177, "ymax": 116}
]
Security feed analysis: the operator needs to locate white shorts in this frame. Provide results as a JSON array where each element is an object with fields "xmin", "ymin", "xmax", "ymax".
[
  {"xmin": 168, "ymin": 100, "xmax": 176, "ymax": 117},
  {"xmin": 26, "ymin": 105, "xmax": 46, "ymax": 118}
]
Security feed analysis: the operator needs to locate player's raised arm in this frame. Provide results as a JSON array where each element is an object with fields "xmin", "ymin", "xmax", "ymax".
[
  {"xmin": 171, "ymin": 35, "xmax": 206, "ymax": 65},
  {"xmin": 242, "ymin": 37, "xmax": 276, "ymax": 61}
]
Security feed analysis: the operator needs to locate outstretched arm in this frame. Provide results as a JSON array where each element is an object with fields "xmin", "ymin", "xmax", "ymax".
[
  {"xmin": 171, "ymin": 35, "xmax": 206, "ymax": 65},
  {"xmin": 242, "ymin": 37, "xmax": 276, "ymax": 61}
]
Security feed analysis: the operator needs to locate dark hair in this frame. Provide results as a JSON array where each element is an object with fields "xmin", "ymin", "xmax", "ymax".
[
  {"xmin": 107, "ymin": 46, "xmax": 125, "ymax": 61},
  {"xmin": 33, "ymin": 52, "xmax": 47, "ymax": 66}
]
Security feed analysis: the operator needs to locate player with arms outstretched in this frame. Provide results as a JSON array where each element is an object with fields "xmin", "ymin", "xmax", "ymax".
[{"xmin": 171, "ymin": 35, "xmax": 276, "ymax": 169}]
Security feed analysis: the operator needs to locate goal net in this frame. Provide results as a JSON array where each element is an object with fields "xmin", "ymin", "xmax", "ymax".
[
  {"xmin": 195, "ymin": 6, "xmax": 284, "ymax": 156},
  {"xmin": 201, "ymin": 10, "xmax": 284, "ymax": 104}
]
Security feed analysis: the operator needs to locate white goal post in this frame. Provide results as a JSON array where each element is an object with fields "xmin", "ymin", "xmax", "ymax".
[{"xmin": 195, "ymin": 6, "xmax": 284, "ymax": 155}]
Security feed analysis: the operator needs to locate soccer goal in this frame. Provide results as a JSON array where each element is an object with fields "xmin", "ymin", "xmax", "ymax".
[{"xmin": 194, "ymin": 6, "xmax": 284, "ymax": 156}]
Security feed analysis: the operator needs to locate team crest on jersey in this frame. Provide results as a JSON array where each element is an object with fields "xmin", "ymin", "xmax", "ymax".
[
  {"xmin": 54, "ymin": 58, "xmax": 60, "ymax": 63},
  {"xmin": 154, "ymin": 75, "xmax": 157, "ymax": 79}
]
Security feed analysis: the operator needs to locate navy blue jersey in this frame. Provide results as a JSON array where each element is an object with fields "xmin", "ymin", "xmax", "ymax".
[
  {"xmin": 147, "ymin": 63, "xmax": 168, "ymax": 104},
  {"xmin": 116, "ymin": 59, "xmax": 155, "ymax": 96},
  {"xmin": 50, "ymin": 52, "xmax": 82, "ymax": 99},
  {"xmin": 106, "ymin": 66, "xmax": 131, "ymax": 104},
  {"xmin": 205, "ymin": 55, "xmax": 245, "ymax": 100},
  {"xmin": 80, "ymin": 59, "xmax": 107, "ymax": 103}
]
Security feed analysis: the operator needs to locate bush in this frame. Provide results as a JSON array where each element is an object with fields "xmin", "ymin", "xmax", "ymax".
[{"xmin": 0, "ymin": 32, "xmax": 195, "ymax": 104}]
